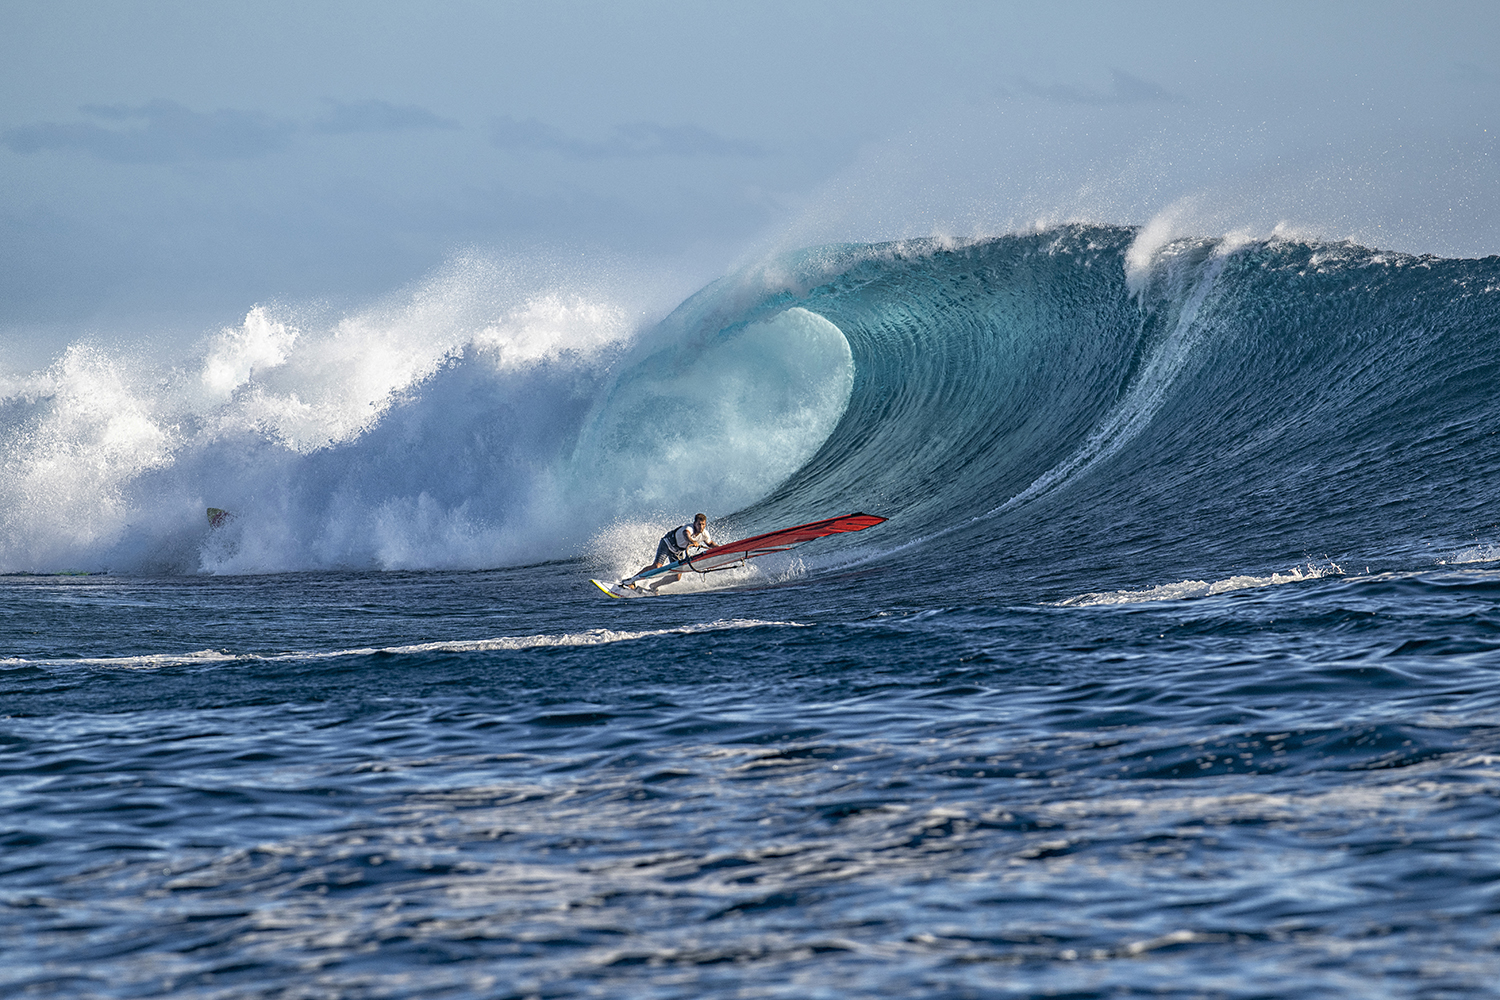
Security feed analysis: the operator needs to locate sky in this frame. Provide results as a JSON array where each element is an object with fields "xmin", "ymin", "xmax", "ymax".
[{"xmin": 2, "ymin": 0, "xmax": 1497, "ymax": 369}]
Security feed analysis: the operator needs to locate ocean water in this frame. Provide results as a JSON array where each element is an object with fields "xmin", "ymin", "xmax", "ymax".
[{"xmin": 5, "ymin": 226, "xmax": 1500, "ymax": 998}]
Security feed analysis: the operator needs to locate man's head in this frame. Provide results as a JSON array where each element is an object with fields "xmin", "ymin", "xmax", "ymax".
[{"xmin": 694, "ymin": 513, "xmax": 708, "ymax": 528}]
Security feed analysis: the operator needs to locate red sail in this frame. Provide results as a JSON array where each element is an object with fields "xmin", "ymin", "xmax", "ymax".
[{"xmin": 678, "ymin": 512, "xmax": 887, "ymax": 574}]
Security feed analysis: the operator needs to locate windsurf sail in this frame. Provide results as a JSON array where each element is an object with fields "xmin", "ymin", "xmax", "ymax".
[{"xmin": 633, "ymin": 512, "xmax": 886, "ymax": 583}]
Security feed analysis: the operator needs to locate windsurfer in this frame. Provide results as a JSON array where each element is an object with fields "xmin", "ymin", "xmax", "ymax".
[{"xmin": 625, "ymin": 513, "xmax": 716, "ymax": 592}]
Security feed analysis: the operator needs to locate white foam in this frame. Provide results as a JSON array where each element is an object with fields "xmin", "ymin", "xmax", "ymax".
[
  {"xmin": 1123, "ymin": 199, "xmax": 1197, "ymax": 297},
  {"xmin": 0, "ymin": 254, "xmax": 853, "ymax": 576},
  {"xmin": 0, "ymin": 344, "xmax": 178, "ymax": 568},
  {"xmin": 1057, "ymin": 562, "xmax": 1342, "ymax": 607},
  {"xmin": 0, "ymin": 648, "xmax": 242, "ymax": 670},
  {"xmin": 0, "ymin": 619, "xmax": 807, "ymax": 670},
  {"xmin": 1439, "ymin": 544, "xmax": 1500, "ymax": 566},
  {"xmin": 200, "ymin": 307, "xmax": 298, "ymax": 398},
  {"xmin": 199, "ymin": 265, "xmax": 635, "ymax": 455},
  {"xmin": 1126, "ymin": 199, "xmax": 1298, "ymax": 298}
]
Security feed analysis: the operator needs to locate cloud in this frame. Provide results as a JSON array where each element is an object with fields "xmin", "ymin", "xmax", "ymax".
[
  {"xmin": 313, "ymin": 99, "xmax": 461, "ymax": 134},
  {"xmin": 490, "ymin": 116, "xmax": 763, "ymax": 159},
  {"xmin": 1, "ymin": 98, "xmax": 462, "ymax": 163},
  {"xmin": 1, "ymin": 100, "xmax": 295, "ymax": 163},
  {"xmin": 1011, "ymin": 68, "xmax": 1186, "ymax": 106}
]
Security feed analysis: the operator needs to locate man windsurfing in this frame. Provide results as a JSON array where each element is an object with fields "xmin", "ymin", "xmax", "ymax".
[{"xmin": 623, "ymin": 513, "xmax": 716, "ymax": 593}]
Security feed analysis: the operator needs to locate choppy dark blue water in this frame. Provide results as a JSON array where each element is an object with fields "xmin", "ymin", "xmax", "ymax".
[{"xmin": 6, "ymin": 227, "xmax": 1500, "ymax": 997}]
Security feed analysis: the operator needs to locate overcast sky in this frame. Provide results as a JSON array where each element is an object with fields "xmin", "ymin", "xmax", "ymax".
[{"xmin": 2, "ymin": 0, "xmax": 1497, "ymax": 366}]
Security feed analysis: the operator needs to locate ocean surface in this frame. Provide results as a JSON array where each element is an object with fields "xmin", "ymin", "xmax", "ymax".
[{"xmin": 5, "ymin": 225, "xmax": 1500, "ymax": 998}]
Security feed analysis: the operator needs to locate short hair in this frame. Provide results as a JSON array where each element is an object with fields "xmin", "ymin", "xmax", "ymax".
[{"xmin": 694, "ymin": 513, "xmax": 708, "ymax": 523}]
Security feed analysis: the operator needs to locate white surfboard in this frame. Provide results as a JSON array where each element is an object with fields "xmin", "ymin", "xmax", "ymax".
[{"xmin": 590, "ymin": 579, "xmax": 652, "ymax": 599}]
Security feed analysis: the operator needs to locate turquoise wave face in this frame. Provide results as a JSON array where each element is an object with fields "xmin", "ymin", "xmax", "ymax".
[
  {"xmin": 567, "ymin": 306, "xmax": 853, "ymax": 524},
  {"xmin": 679, "ymin": 227, "xmax": 1500, "ymax": 598}
]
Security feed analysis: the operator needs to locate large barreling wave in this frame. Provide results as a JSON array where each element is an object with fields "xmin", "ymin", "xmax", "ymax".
[{"xmin": 4, "ymin": 225, "xmax": 1499, "ymax": 590}]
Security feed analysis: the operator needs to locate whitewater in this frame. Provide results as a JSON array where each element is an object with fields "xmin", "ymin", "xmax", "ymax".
[{"xmin": 6, "ymin": 224, "xmax": 1500, "ymax": 999}]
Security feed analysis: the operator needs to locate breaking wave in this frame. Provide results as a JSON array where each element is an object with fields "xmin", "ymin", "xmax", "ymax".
[{"xmin": 4, "ymin": 225, "xmax": 1499, "ymax": 596}]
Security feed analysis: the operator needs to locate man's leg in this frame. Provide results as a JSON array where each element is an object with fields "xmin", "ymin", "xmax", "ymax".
[
  {"xmin": 625, "ymin": 539, "xmax": 676, "ymax": 588},
  {"xmin": 648, "ymin": 570, "xmax": 682, "ymax": 594}
]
